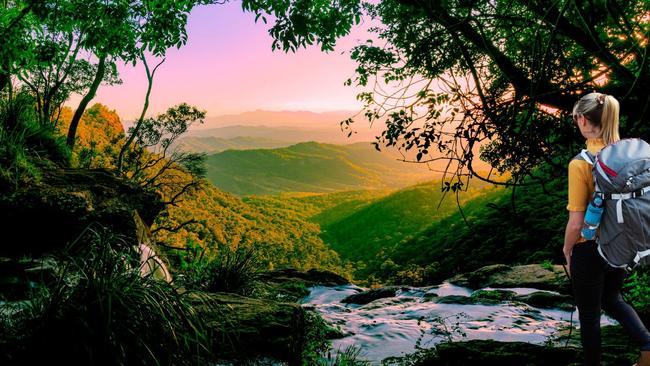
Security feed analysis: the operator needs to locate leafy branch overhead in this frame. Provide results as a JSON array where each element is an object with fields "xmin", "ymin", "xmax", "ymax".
[{"xmin": 245, "ymin": 0, "xmax": 650, "ymax": 186}]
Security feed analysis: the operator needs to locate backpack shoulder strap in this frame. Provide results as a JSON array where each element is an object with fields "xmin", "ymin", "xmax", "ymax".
[{"xmin": 578, "ymin": 149, "xmax": 595, "ymax": 165}]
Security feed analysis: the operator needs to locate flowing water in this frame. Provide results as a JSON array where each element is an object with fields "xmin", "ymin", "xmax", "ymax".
[{"xmin": 300, "ymin": 282, "xmax": 617, "ymax": 364}]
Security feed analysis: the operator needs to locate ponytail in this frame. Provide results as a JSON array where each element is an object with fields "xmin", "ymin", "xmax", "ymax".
[
  {"xmin": 601, "ymin": 95, "xmax": 620, "ymax": 145},
  {"xmin": 572, "ymin": 92, "xmax": 620, "ymax": 145}
]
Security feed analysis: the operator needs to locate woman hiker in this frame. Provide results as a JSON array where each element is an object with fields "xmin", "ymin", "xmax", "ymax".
[{"xmin": 564, "ymin": 92, "xmax": 650, "ymax": 366}]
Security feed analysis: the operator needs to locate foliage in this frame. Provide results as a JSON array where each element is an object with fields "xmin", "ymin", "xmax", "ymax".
[
  {"xmin": 119, "ymin": 103, "xmax": 207, "ymax": 204},
  {"xmin": 0, "ymin": 225, "xmax": 212, "ymax": 366},
  {"xmin": 248, "ymin": 0, "xmax": 650, "ymax": 188},
  {"xmin": 301, "ymin": 310, "xmax": 371, "ymax": 365},
  {"xmin": 56, "ymin": 103, "xmax": 125, "ymax": 168},
  {"xmin": 204, "ymin": 141, "xmax": 442, "ymax": 196},
  {"xmin": 250, "ymin": 178, "xmax": 498, "ymax": 282},
  {"xmin": 385, "ymin": 177, "xmax": 567, "ymax": 284},
  {"xmin": 0, "ymin": 91, "xmax": 69, "ymax": 189},
  {"xmin": 242, "ymin": 0, "xmax": 363, "ymax": 52},
  {"xmin": 173, "ymin": 241, "xmax": 261, "ymax": 296},
  {"xmin": 623, "ymin": 267, "xmax": 650, "ymax": 316},
  {"xmin": 155, "ymin": 182, "xmax": 353, "ymax": 278},
  {"xmin": 1, "ymin": 0, "xmax": 220, "ymax": 147}
]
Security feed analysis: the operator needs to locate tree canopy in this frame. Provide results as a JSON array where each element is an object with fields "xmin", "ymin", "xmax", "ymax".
[{"xmin": 245, "ymin": 0, "xmax": 650, "ymax": 187}]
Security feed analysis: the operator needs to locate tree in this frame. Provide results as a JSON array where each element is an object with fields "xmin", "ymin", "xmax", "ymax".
[
  {"xmin": 1, "ymin": 0, "xmax": 220, "ymax": 149},
  {"xmin": 243, "ymin": 0, "xmax": 650, "ymax": 187},
  {"xmin": 119, "ymin": 103, "xmax": 207, "ymax": 206}
]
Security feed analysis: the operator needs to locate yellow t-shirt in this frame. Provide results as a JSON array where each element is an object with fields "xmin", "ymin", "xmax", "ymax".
[
  {"xmin": 567, "ymin": 138, "xmax": 606, "ymax": 243},
  {"xmin": 567, "ymin": 138, "xmax": 606, "ymax": 211}
]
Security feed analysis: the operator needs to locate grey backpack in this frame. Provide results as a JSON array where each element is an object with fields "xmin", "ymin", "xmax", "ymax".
[{"xmin": 578, "ymin": 138, "xmax": 650, "ymax": 271}]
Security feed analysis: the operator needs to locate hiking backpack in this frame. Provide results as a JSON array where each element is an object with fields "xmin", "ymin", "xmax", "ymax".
[{"xmin": 577, "ymin": 138, "xmax": 650, "ymax": 271}]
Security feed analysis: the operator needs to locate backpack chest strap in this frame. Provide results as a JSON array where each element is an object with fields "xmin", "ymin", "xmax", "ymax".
[{"xmin": 599, "ymin": 186, "xmax": 650, "ymax": 224}]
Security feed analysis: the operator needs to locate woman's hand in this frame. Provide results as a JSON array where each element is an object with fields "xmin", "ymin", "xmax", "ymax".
[{"xmin": 563, "ymin": 211, "xmax": 585, "ymax": 278}]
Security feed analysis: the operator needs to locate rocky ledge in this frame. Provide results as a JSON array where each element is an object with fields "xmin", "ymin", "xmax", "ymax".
[{"xmin": 0, "ymin": 168, "xmax": 164, "ymax": 256}]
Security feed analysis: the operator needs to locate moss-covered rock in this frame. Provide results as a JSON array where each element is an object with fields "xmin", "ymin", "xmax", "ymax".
[
  {"xmin": 449, "ymin": 264, "xmax": 570, "ymax": 294},
  {"xmin": 514, "ymin": 291, "xmax": 574, "ymax": 311},
  {"xmin": 0, "ymin": 168, "xmax": 163, "ymax": 256},
  {"xmin": 256, "ymin": 268, "xmax": 350, "ymax": 302},
  {"xmin": 193, "ymin": 292, "xmax": 306, "ymax": 365}
]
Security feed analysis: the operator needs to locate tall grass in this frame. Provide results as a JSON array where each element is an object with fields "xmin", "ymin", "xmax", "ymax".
[
  {"xmin": 0, "ymin": 92, "xmax": 70, "ymax": 189},
  {"xmin": 174, "ymin": 241, "xmax": 261, "ymax": 296},
  {"xmin": 0, "ymin": 224, "xmax": 212, "ymax": 365}
]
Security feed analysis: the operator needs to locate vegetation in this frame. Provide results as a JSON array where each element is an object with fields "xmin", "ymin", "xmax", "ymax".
[
  {"xmin": 204, "ymin": 141, "xmax": 441, "ymax": 196},
  {"xmin": 623, "ymin": 267, "xmax": 650, "ymax": 320},
  {"xmin": 0, "ymin": 92, "xmax": 70, "ymax": 189},
  {"xmin": 246, "ymin": 0, "xmax": 650, "ymax": 188},
  {"xmin": 0, "ymin": 225, "xmax": 212, "ymax": 365},
  {"xmin": 383, "ymin": 178, "xmax": 567, "ymax": 285}
]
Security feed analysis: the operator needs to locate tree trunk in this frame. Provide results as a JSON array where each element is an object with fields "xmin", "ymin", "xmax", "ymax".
[{"xmin": 66, "ymin": 55, "xmax": 106, "ymax": 148}]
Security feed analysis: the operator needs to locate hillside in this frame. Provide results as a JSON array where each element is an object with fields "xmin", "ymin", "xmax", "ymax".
[
  {"xmin": 175, "ymin": 135, "xmax": 292, "ymax": 153},
  {"xmin": 246, "ymin": 179, "xmax": 500, "ymax": 282},
  {"xmin": 384, "ymin": 178, "xmax": 567, "ymax": 285},
  {"xmin": 204, "ymin": 141, "xmax": 440, "ymax": 196}
]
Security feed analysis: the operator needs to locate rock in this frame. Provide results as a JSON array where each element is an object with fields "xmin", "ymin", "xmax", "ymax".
[
  {"xmin": 448, "ymin": 264, "xmax": 571, "ymax": 294},
  {"xmin": 471, "ymin": 289, "xmax": 517, "ymax": 302},
  {"xmin": 340, "ymin": 286, "xmax": 403, "ymax": 305},
  {"xmin": 0, "ymin": 256, "xmax": 59, "ymax": 301},
  {"xmin": 433, "ymin": 295, "xmax": 478, "ymax": 305},
  {"xmin": 193, "ymin": 292, "xmax": 306, "ymax": 365},
  {"xmin": 514, "ymin": 291, "xmax": 574, "ymax": 311},
  {"xmin": 0, "ymin": 168, "xmax": 164, "ymax": 256},
  {"xmin": 256, "ymin": 268, "xmax": 350, "ymax": 302},
  {"xmin": 432, "ymin": 289, "xmax": 574, "ymax": 311},
  {"xmin": 406, "ymin": 337, "xmax": 633, "ymax": 365},
  {"xmin": 258, "ymin": 268, "xmax": 350, "ymax": 287}
]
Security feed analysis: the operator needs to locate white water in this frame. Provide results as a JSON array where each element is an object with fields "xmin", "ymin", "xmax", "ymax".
[{"xmin": 300, "ymin": 282, "xmax": 617, "ymax": 364}]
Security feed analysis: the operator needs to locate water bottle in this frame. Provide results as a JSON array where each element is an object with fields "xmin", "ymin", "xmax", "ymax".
[{"xmin": 581, "ymin": 195, "xmax": 604, "ymax": 240}]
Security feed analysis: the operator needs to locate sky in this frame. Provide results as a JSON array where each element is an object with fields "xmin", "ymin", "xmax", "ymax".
[{"xmin": 69, "ymin": 1, "xmax": 374, "ymax": 121}]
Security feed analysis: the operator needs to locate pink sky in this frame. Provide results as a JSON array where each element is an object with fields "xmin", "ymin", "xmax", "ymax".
[{"xmin": 69, "ymin": 1, "xmax": 373, "ymax": 120}]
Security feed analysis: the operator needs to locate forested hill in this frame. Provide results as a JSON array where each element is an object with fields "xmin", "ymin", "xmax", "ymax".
[{"xmin": 204, "ymin": 141, "xmax": 442, "ymax": 196}]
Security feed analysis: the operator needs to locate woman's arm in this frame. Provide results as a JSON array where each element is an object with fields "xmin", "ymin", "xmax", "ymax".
[{"xmin": 563, "ymin": 211, "xmax": 585, "ymax": 276}]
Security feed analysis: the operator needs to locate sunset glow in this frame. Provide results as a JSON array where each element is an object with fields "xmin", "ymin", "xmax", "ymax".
[{"xmin": 68, "ymin": 1, "xmax": 372, "ymax": 120}]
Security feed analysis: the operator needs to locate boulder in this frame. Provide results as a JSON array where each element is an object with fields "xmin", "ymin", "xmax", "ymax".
[
  {"xmin": 448, "ymin": 264, "xmax": 570, "ymax": 293},
  {"xmin": 193, "ymin": 292, "xmax": 306, "ymax": 365},
  {"xmin": 340, "ymin": 286, "xmax": 403, "ymax": 305},
  {"xmin": 514, "ymin": 291, "xmax": 574, "ymax": 311},
  {"xmin": 258, "ymin": 268, "xmax": 350, "ymax": 287},
  {"xmin": 0, "ymin": 168, "xmax": 164, "ymax": 256}
]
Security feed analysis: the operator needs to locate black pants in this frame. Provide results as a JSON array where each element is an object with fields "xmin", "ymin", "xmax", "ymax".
[{"xmin": 571, "ymin": 240, "xmax": 650, "ymax": 365}]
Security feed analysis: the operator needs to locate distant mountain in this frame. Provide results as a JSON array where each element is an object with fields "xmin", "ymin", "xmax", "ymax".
[
  {"xmin": 204, "ymin": 141, "xmax": 441, "ymax": 196},
  {"xmin": 181, "ymin": 110, "xmax": 385, "ymax": 144},
  {"xmin": 185, "ymin": 123, "xmax": 377, "ymax": 145},
  {"xmin": 193, "ymin": 110, "xmax": 359, "ymax": 130},
  {"xmin": 175, "ymin": 136, "xmax": 293, "ymax": 154}
]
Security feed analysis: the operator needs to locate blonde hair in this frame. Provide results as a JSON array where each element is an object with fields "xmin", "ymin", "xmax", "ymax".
[{"xmin": 572, "ymin": 92, "xmax": 620, "ymax": 145}]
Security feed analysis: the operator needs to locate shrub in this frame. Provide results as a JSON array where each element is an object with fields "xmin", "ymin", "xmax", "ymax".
[
  {"xmin": 175, "ymin": 242, "xmax": 261, "ymax": 296},
  {"xmin": 0, "ymin": 225, "xmax": 212, "ymax": 365}
]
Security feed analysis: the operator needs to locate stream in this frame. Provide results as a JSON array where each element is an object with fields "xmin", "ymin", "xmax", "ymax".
[{"xmin": 299, "ymin": 282, "xmax": 617, "ymax": 364}]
